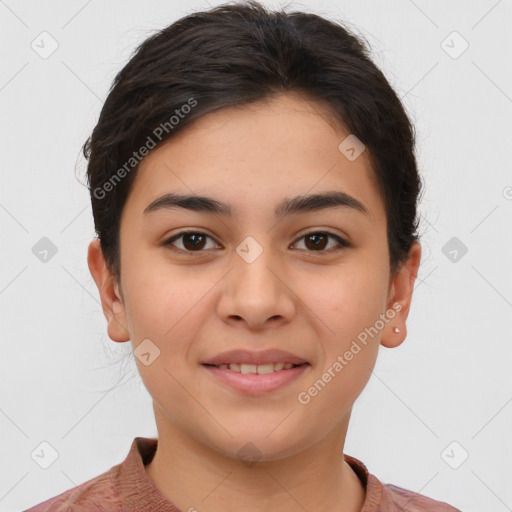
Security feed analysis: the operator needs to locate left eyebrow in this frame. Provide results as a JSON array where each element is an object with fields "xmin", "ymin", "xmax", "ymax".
[{"xmin": 143, "ymin": 191, "xmax": 369, "ymax": 218}]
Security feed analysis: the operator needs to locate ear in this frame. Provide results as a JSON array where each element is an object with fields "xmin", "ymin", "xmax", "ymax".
[
  {"xmin": 87, "ymin": 238, "xmax": 130, "ymax": 343},
  {"xmin": 380, "ymin": 241, "xmax": 422, "ymax": 348}
]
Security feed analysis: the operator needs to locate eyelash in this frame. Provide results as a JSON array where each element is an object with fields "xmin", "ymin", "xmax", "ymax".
[{"xmin": 162, "ymin": 230, "xmax": 350, "ymax": 255}]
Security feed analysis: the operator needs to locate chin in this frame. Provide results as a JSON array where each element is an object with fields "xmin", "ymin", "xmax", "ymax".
[{"xmin": 208, "ymin": 429, "xmax": 314, "ymax": 464}]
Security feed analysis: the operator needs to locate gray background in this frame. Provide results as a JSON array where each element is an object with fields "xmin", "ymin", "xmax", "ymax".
[{"xmin": 1, "ymin": 1, "xmax": 511, "ymax": 511}]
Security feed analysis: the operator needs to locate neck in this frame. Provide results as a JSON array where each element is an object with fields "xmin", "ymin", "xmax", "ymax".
[{"xmin": 144, "ymin": 407, "xmax": 366, "ymax": 512}]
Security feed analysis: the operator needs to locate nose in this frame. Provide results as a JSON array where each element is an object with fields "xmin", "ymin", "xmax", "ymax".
[{"xmin": 216, "ymin": 241, "xmax": 296, "ymax": 331}]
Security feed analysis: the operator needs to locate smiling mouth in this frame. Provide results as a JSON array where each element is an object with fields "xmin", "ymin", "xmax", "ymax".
[{"xmin": 202, "ymin": 362, "xmax": 309, "ymax": 374}]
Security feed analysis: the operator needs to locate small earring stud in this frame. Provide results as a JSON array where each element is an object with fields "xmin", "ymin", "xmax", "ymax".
[{"xmin": 393, "ymin": 326, "xmax": 400, "ymax": 333}]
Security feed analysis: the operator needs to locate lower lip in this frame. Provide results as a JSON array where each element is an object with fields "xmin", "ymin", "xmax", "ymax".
[{"xmin": 201, "ymin": 364, "xmax": 310, "ymax": 395}]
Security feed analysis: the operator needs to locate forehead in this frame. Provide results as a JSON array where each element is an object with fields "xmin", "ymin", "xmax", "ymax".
[{"xmin": 123, "ymin": 93, "xmax": 385, "ymax": 224}]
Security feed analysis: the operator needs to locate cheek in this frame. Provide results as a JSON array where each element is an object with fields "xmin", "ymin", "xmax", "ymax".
[
  {"xmin": 297, "ymin": 309, "xmax": 380, "ymax": 419},
  {"xmin": 309, "ymin": 262, "xmax": 386, "ymax": 406},
  {"xmin": 123, "ymin": 269, "xmax": 221, "ymax": 408},
  {"xmin": 123, "ymin": 260, "xmax": 211, "ymax": 341},
  {"xmin": 125, "ymin": 272, "xmax": 208, "ymax": 416},
  {"xmin": 296, "ymin": 261, "xmax": 388, "ymax": 342}
]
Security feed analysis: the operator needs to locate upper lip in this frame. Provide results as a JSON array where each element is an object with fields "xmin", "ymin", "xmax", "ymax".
[{"xmin": 202, "ymin": 349, "xmax": 309, "ymax": 366}]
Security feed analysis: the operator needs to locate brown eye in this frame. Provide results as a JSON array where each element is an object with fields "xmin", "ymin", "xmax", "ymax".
[
  {"xmin": 164, "ymin": 232, "xmax": 219, "ymax": 253},
  {"xmin": 305, "ymin": 233, "xmax": 328, "ymax": 250},
  {"xmin": 293, "ymin": 232, "xmax": 349, "ymax": 252}
]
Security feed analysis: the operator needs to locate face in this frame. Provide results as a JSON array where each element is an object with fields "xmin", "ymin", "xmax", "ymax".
[{"xmin": 89, "ymin": 92, "xmax": 421, "ymax": 462}]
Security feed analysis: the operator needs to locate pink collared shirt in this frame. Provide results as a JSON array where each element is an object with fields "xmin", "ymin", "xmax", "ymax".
[{"xmin": 25, "ymin": 437, "xmax": 462, "ymax": 511}]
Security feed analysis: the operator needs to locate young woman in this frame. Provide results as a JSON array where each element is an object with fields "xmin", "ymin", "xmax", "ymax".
[{"xmin": 26, "ymin": 1, "xmax": 461, "ymax": 510}]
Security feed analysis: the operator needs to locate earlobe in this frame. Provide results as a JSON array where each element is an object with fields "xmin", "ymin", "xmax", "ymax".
[
  {"xmin": 87, "ymin": 238, "xmax": 130, "ymax": 343},
  {"xmin": 380, "ymin": 241, "xmax": 422, "ymax": 349},
  {"xmin": 107, "ymin": 298, "xmax": 130, "ymax": 343},
  {"xmin": 380, "ymin": 303, "xmax": 407, "ymax": 349}
]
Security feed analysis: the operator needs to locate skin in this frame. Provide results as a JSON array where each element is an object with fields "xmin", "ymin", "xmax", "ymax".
[{"xmin": 88, "ymin": 92, "xmax": 421, "ymax": 512}]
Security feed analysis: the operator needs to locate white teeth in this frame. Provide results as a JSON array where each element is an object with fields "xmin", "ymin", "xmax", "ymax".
[
  {"xmin": 241, "ymin": 364, "xmax": 257, "ymax": 374},
  {"xmin": 216, "ymin": 362, "xmax": 302, "ymax": 373},
  {"xmin": 257, "ymin": 364, "xmax": 274, "ymax": 374}
]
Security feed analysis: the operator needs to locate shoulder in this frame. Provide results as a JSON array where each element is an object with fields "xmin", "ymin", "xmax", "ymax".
[
  {"xmin": 24, "ymin": 437, "xmax": 162, "ymax": 512},
  {"xmin": 23, "ymin": 464, "xmax": 123, "ymax": 512},
  {"xmin": 344, "ymin": 454, "xmax": 463, "ymax": 512},
  {"xmin": 383, "ymin": 482, "xmax": 463, "ymax": 511}
]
